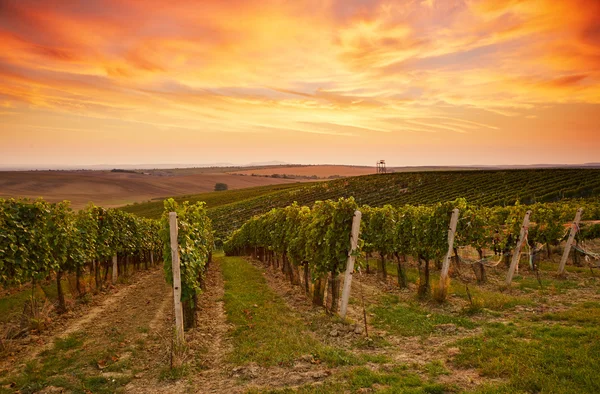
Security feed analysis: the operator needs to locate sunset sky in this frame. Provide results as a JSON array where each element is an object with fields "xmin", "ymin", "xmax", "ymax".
[{"xmin": 1, "ymin": 0, "xmax": 599, "ymax": 167}]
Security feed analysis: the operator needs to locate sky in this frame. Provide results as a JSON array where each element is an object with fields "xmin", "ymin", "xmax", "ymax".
[{"xmin": 0, "ymin": 0, "xmax": 599, "ymax": 167}]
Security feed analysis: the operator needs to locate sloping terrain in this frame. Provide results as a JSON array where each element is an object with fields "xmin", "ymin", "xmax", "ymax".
[
  {"xmin": 229, "ymin": 165, "xmax": 376, "ymax": 178},
  {"xmin": 0, "ymin": 170, "xmax": 306, "ymax": 209},
  {"xmin": 124, "ymin": 168, "xmax": 600, "ymax": 239}
]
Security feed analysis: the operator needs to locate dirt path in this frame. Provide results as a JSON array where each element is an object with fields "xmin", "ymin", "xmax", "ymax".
[
  {"xmin": 2, "ymin": 259, "xmax": 253, "ymax": 393},
  {"xmin": 184, "ymin": 259, "xmax": 238, "ymax": 393},
  {"xmin": 0, "ymin": 268, "xmax": 165, "ymax": 372},
  {"xmin": 1, "ymin": 268, "xmax": 175, "ymax": 393}
]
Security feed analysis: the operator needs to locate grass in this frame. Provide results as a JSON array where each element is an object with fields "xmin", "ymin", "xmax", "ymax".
[
  {"xmin": 513, "ymin": 275, "xmax": 581, "ymax": 293},
  {"xmin": 424, "ymin": 360, "xmax": 450, "ymax": 378},
  {"xmin": 345, "ymin": 367, "xmax": 449, "ymax": 394},
  {"xmin": 539, "ymin": 301, "xmax": 600, "ymax": 325},
  {"xmin": 451, "ymin": 284, "xmax": 533, "ymax": 312},
  {"xmin": 382, "ymin": 260, "xmax": 420, "ymax": 284},
  {"xmin": 54, "ymin": 334, "xmax": 84, "ymax": 350},
  {"xmin": 246, "ymin": 366, "xmax": 452, "ymax": 393},
  {"xmin": 220, "ymin": 255, "xmax": 362, "ymax": 367},
  {"xmin": 0, "ymin": 329, "xmax": 138, "ymax": 394},
  {"xmin": 454, "ymin": 316, "xmax": 600, "ymax": 393},
  {"xmin": 370, "ymin": 295, "xmax": 476, "ymax": 337},
  {"xmin": 0, "ymin": 279, "xmax": 74, "ymax": 324},
  {"xmin": 0, "ymin": 331, "xmax": 135, "ymax": 394},
  {"xmin": 159, "ymin": 365, "xmax": 190, "ymax": 381}
]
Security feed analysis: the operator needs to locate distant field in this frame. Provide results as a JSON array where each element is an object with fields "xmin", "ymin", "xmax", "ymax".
[
  {"xmin": 0, "ymin": 170, "xmax": 307, "ymax": 209},
  {"xmin": 229, "ymin": 165, "xmax": 376, "ymax": 177},
  {"xmin": 122, "ymin": 182, "xmax": 313, "ymax": 218}
]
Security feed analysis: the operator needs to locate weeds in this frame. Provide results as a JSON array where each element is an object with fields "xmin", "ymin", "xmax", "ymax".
[
  {"xmin": 221, "ymin": 256, "xmax": 362, "ymax": 367},
  {"xmin": 454, "ymin": 320, "xmax": 600, "ymax": 393},
  {"xmin": 371, "ymin": 295, "xmax": 476, "ymax": 337}
]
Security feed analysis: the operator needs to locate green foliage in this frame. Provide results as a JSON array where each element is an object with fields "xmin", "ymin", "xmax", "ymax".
[
  {"xmin": 225, "ymin": 195, "xmax": 600, "ymax": 300},
  {"xmin": 0, "ymin": 198, "xmax": 54, "ymax": 285},
  {"xmin": 362, "ymin": 205, "xmax": 396, "ymax": 258},
  {"xmin": 224, "ymin": 197, "xmax": 358, "ymax": 279},
  {"xmin": 124, "ymin": 169, "xmax": 600, "ymax": 240},
  {"xmin": 285, "ymin": 203, "xmax": 311, "ymax": 266},
  {"xmin": 579, "ymin": 222, "xmax": 600, "ymax": 241},
  {"xmin": 307, "ymin": 198, "xmax": 358, "ymax": 277},
  {"xmin": 0, "ymin": 198, "xmax": 162, "ymax": 290},
  {"xmin": 160, "ymin": 199, "xmax": 213, "ymax": 305},
  {"xmin": 122, "ymin": 182, "xmax": 306, "ymax": 219}
]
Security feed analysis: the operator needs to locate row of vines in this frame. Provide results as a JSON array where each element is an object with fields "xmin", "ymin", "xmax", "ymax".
[
  {"xmin": 0, "ymin": 198, "xmax": 162, "ymax": 314},
  {"xmin": 0, "ymin": 196, "xmax": 215, "ymax": 337},
  {"xmin": 160, "ymin": 199, "xmax": 214, "ymax": 330},
  {"xmin": 122, "ymin": 169, "xmax": 600, "ymax": 241},
  {"xmin": 223, "ymin": 198, "xmax": 600, "ymax": 310},
  {"xmin": 209, "ymin": 169, "xmax": 600, "ymax": 240}
]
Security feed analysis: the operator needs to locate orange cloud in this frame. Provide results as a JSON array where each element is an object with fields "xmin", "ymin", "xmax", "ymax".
[{"xmin": 0, "ymin": 0, "xmax": 599, "ymax": 166}]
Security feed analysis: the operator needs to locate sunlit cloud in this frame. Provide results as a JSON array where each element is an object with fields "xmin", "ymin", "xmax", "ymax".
[{"xmin": 0, "ymin": 0, "xmax": 599, "ymax": 166}]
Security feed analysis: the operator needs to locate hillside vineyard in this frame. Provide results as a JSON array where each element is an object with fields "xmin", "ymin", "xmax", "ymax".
[{"xmin": 123, "ymin": 169, "xmax": 600, "ymax": 240}]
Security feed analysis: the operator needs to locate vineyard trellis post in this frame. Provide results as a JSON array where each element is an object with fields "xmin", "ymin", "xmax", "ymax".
[
  {"xmin": 340, "ymin": 210, "xmax": 362, "ymax": 319},
  {"xmin": 169, "ymin": 212, "xmax": 185, "ymax": 345},
  {"xmin": 112, "ymin": 255, "xmax": 118, "ymax": 284},
  {"xmin": 439, "ymin": 208, "xmax": 459, "ymax": 296},
  {"xmin": 558, "ymin": 208, "xmax": 583, "ymax": 276},
  {"xmin": 505, "ymin": 210, "xmax": 532, "ymax": 286}
]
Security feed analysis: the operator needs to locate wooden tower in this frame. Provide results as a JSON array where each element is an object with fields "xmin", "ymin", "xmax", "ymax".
[{"xmin": 376, "ymin": 160, "xmax": 386, "ymax": 174}]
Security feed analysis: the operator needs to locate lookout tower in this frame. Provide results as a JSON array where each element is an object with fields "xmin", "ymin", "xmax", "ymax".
[{"xmin": 376, "ymin": 160, "xmax": 386, "ymax": 174}]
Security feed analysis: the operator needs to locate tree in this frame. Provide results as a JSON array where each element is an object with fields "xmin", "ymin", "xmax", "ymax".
[{"xmin": 214, "ymin": 183, "xmax": 228, "ymax": 191}]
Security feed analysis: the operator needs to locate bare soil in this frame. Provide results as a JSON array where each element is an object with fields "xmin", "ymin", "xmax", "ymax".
[
  {"xmin": 0, "ymin": 268, "xmax": 162, "ymax": 371},
  {"xmin": 0, "ymin": 170, "xmax": 305, "ymax": 209},
  {"xmin": 229, "ymin": 165, "xmax": 376, "ymax": 178}
]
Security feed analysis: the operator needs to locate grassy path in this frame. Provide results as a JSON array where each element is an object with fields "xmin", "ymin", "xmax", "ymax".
[
  {"xmin": 220, "ymin": 256, "xmax": 356, "ymax": 367},
  {"xmin": 223, "ymin": 256, "xmax": 468, "ymax": 393}
]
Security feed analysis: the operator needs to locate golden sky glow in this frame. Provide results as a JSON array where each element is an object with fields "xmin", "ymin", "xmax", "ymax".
[{"xmin": 1, "ymin": 0, "xmax": 599, "ymax": 166}]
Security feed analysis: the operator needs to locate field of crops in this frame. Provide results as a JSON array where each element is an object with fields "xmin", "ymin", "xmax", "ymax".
[
  {"xmin": 3, "ymin": 170, "xmax": 600, "ymax": 393},
  {"xmin": 123, "ymin": 169, "xmax": 600, "ymax": 240}
]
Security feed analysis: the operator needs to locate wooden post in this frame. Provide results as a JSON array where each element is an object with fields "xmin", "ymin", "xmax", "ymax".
[
  {"xmin": 169, "ymin": 212, "xmax": 185, "ymax": 344},
  {"xmin": 112, "ymin": 255, "xmax": 118, "ymax": 284},
  {"xmin": 558, "ymin": 208, "xmax": 583, "ymax": 276},
  {"xmin": 505, "ymin": 210, "xmax": 532, "ymax": 286},
  {"xmin": 439, "ymin": 208, "xmax": 460, "ymax": 295},
  {"xmin": 150, "ymin": 250, "xmax": 155, "ymax": 266},
  {"xmin": 340, "ymin": 210, "xmax": 362, "ymax": 319}
]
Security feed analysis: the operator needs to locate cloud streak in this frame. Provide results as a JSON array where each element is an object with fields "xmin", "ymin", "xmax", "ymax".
[{"xmin": 0, "ymin": 0, "xmax": 599, "ymax": 166}]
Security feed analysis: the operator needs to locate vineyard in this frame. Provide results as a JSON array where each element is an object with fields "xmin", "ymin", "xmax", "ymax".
[
  {"xmin": 0, "ymin": 199, "xmax": 162, "ymax": 313},
  {"xmin": 224, "ymin": 197, "xmax": 600, "ymax": 307},
  {"xmin": 123, "ymin": 168, "xmax": 600, "ymax": 240},
  {"xmin": 123, "ymin": 182, "xmax": 307, "ymax": 219},
  {"xmin": 1, "ymin": 170, "xmax": 600, "ymax": 393}
]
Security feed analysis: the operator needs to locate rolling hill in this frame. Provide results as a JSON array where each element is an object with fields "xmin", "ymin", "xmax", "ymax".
[{"xmin": 122, "ymin": 168, "xmax": 600, "ymax": 240}]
